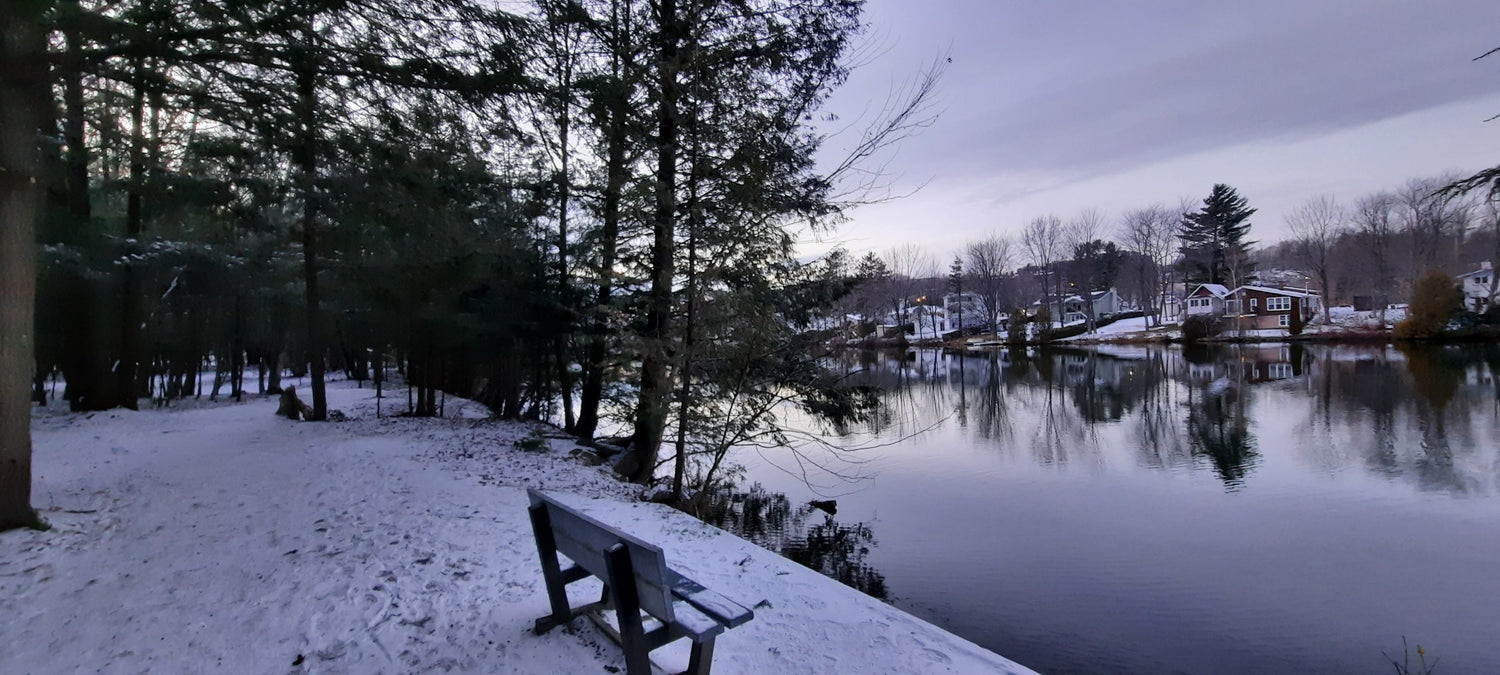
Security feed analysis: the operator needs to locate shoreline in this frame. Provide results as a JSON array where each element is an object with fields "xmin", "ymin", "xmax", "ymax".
[
  {"xmin": 833, "ymin": 326, "xmax": 1500, "ymax": 351},
  {"xmin": 4, "ymin": 380, "xmax": 1035, "ymax": 675}
]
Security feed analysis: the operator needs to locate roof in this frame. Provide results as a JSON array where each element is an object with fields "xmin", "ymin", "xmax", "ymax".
[
  {"xmin": 1228, "ymin": 285, "xmax": 1315, "ymax": 298},
  {"xmin": 1456, "ymin": 266, "xmax": 1493, "ymax": 279},
  {"xmin": 1189, "ymin": 284, "xmax": 1230, "ymax": 298}
]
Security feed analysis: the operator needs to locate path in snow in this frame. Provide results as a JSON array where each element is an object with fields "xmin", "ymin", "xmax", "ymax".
[{"xmin": 2, "ymin": 382, "xmax": 1033, "ymax": 674}]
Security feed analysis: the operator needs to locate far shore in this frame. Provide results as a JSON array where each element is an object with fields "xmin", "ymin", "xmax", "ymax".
[{"xmin": 831, "ymin": 325, "xmax": 1500, "ymax": 351}]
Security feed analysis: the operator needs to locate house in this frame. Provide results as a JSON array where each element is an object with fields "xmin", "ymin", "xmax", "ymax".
[
  {"xmin": 1055, "ymin": 288, "xmax": 1124, "ymax": 324},
  {"xmin": 1457, "ymin": 262, "xmax": 1495, "ymax": 312},
  {"xmin": 942, "ymin": 291, "xmax": 990, "ymax": 331},
  {"xmin": 1089, "ymin": 288, "xmax": 1124, "ymax": 317},
  {"xmin": 1223, "ymin": 285, "xmax": 1319, "ymax": 330},
  {"xmin": 1060, "ymin": 295, "xmax": 1089, "ymax": 324},
  {"xmin": 1183, "ymin": 284, "xmax": 1230, "ymax": 318}
]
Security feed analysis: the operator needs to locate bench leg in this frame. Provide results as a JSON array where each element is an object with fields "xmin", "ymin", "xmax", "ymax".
[
  {"xmin": 605, "ymin": 543, "xmax": 652, "ymax": 675},
  {"xmin": 530, "ymin": 504, "xmax": 574, "ymax": 634},
  {"xmin": 684, "ymin": 637, "xmax": 716, "ymax": 675}
]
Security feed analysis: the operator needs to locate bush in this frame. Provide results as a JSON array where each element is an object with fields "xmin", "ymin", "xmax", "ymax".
[
  {"xmin": 1287, "ymin": 305, "xmax": 1305, "ymax": 336},
  {"xmin": 1007, "ymin": 308, "xmax": 1030, "ymax": 344},
  {"xmin": 1394, "ymin": 271, "xmax": 1463, "ymax": 339},
  {"xmin": 1181, "ymin": 315, "xmax": 1221, "ymax": 342}
]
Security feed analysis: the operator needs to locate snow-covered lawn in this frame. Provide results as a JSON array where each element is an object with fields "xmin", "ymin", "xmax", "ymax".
[{"xmin": 2, "ymin": 381, "xmax": 1031, "ymax": 674}]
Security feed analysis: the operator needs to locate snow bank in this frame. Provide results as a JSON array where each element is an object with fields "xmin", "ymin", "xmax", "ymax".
[{"xmin": 2, "ymin": 381, "xmax": 1032, "ymax": 674}]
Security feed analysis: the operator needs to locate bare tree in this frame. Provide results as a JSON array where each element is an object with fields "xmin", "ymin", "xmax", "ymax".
[
  {"xmin": 883, "ymin": 243, "xmax": 936, "ymax": 330},
  {"xmin": 822, "ymin": 55, "xmax": 947, "ymax": 210},
  {"xmin": 1396, "ymin": 175, "xmax": 1470, "ymax": 274},
  {"xmin": 1480, "ymin": 200, "xmax": 1500, "ymax": 308},
  {"xmin": 1118, "ymin": 204, "xmax": 1176, "ymax": 326},
  {"xmin": 1287, "ymin": 195, "xmax": 1346, "ymax": 323},
  {"xmin": 1022, "ymin": 214, "xmax": 1065, "ymax": 327},
  {"xmin": 965, "ymin": 234, "xmax": 1013, "ymax": 333},
  {"xmin": 1354, "ymin": 192, "xmax": 1399, "ymax": 325},
  {"xmin": 1066, "ymin": 208, "xmax": 1108, "ymax": 328}
]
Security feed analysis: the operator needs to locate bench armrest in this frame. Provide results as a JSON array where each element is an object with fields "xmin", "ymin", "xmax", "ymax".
[{"xmin": 664, "ymin": 568, "xmax": 755, "ymax": 629}]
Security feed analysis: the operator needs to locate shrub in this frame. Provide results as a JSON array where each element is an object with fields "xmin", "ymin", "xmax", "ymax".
[
  {"xmin": 1181, "ymin": 315, "xmax": 1221, "ymax": 341},
  {"xmin": 1007, "ymin": 308, "xmax": 1030, "ymax": 344},
  {"xmin": 1394, "ymin": 271, "xmax": 1463, "ymax": 339},
  {"xmin": 1287, "ymin": 304, "xmax": 1305, "ymax": 336}
]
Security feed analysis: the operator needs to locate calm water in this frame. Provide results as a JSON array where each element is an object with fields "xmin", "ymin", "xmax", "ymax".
[{"xmin": 729, "ymin": 344, "xmax": 1500, "ymax": 675}]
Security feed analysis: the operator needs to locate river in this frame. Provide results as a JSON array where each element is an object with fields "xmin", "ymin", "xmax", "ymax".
[{"xmin": 720, "ymin": 343, "xmax": 1500, "ymax": 674}]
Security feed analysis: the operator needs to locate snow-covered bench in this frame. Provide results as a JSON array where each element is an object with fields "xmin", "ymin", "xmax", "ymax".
[{"xmin": 526, "ymin": 489, "xmax": 754, "ymax": 675}]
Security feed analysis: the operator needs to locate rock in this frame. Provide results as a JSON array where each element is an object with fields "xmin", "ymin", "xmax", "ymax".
[
  {"xmin": 808, "ymin": 499, "xmax": 837, "ymax": 515},
  {"xmin": 276, "ymin": 387, "xmax": 313, "ymax": 420}
]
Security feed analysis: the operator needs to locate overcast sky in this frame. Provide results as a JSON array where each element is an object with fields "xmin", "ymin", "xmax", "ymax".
[{"xmin": 808, "ymin": 0, "xmax": 1500, "ymax": 260}]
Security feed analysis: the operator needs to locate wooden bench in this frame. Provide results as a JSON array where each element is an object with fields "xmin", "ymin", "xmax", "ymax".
[{"xmin": 527, "ymin": 489, "xmax": 755, "ymax": 675}]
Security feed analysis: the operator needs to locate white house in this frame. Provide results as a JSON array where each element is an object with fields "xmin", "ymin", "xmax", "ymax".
[
  {"xmin": 1184, "ymin": 284, "xmax": 1231, "ymax": 318},
  {"xmin": 942, "ymin": 292, "xmax": 989, "ymax": 331},
  {"xmin": 1457, "ymin": 262, "xmax": 1495, "ymax": 312}
]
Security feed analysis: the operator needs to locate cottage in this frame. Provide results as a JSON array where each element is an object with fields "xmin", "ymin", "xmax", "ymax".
[
  {"xmin": 1224, "ymin": 285, "xmax": 1318, "ymax": 330},
  {"xmin": 1052, "ymin": 288, "xmax": 1124, "ymax": 324},
  {"xmin": 942, "ymin": 291, "xmax": 990, "ymax": 331},
  {"xmin": 1456, "ymin": 262, "xmax": 1495, "ymax": 312},
  {"xmin": 1183, "ymin": 284, "xmax": 1230, "ymax": 318},
  {"xmin": 1089, "ymin": 288, "xmax": 1124, "ymax": 317}
]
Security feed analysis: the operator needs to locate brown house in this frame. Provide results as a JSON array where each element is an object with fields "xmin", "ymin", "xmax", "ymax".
[{"xmin": 1224, "ymin": 285, "xmax": 1318, "ymax": 330}]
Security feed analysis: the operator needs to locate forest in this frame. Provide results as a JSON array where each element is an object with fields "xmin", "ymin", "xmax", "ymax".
[{"xmin": 1, "ymin": 0, "xmax": 921, "ymax": 530}]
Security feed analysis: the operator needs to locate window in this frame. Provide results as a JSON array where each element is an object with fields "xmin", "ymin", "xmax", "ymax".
[
  {"xmin": 1278, "ymin": 314, "xmax": 1289, "ymax": 327},
  {"xmin": 1266, "ymin": 296, "xmax": 1291, "ymax": 311},
  {"xmin": 1250, "ymin": 297, "xmax": 1258, "ymax": 310},
  {"xmin": 1269, "ymin": 363, "xmax": 1293, "ymax": 379}
]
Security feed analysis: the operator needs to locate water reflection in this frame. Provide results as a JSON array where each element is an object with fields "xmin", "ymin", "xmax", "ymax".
[
  {"xmin": 701, "ymin": 485, "xmax": 889, "ymax": 600},
  {"xmin": 741, "ymin": 343, "xmax": 1500, "ymax": 674},
  {"xmin": 826, "ymin": 343, "xmax": 1500, "ymax": 495}
]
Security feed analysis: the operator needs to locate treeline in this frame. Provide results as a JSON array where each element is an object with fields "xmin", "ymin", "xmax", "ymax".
[
  {"xmin": 1265, "ymin": 174, "xmax": 1499, "ymax": 321},
  {"xmin": 3, "ymin": 0, "xmax": 909, "ymax": 528},
  {"xmin": 838, "ymin": 184, "xmax": 1254, "ymax": 335},
  {"xmin": 836, "ymin": 174, "xmax": 1500, "ymax": 337}
]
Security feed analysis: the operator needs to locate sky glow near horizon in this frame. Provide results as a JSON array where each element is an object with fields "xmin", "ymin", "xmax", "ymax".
[{"xmin": 805, "ymin": 0, "xmax": 1500, "ymax": 261}]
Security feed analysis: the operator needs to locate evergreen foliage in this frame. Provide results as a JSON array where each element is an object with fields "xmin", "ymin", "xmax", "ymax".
[
  {"xmin": 1395, "ymin": 271, "xmax": 1464, "ymax": 339},
  {"xmin": 1178, "ymin": 184, "xmax": 1256, "ymax": 285},
  {"xmin": 4, "ymin": 0, "xmax": 886, "ymax": 517}
]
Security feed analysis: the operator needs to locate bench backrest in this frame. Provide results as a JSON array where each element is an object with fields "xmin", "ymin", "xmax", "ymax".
[{"xmin": 528, "ymin": 489, "xmax": 676, "ymax": 623}]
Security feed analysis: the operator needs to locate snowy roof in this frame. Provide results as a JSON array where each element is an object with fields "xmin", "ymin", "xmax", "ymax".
[
  {"xmin": 1456, "ymin": 264, "xmax": 1493, "ymax": 279},
  {"xmin": 1189, "ymin": 284, "xmax": 1230, "ymax": 298},
  {"xmin": 1228, "ymin": 285, "xmax": 1315, "ymax": 298}
]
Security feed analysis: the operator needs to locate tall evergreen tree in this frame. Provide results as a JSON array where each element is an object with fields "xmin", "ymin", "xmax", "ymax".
[
  {"xmin": 1177, "ymin": 183, "xmax": 1256, "ymax": 286},
  {"xmin": 1, "ymin": 0, "xmax": 49, "ymax": 531}
]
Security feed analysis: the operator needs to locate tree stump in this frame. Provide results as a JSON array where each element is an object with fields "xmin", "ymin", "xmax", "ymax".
[{"xmin": 276, "ymin": 386, "xmax": 313, "ymax": 420}]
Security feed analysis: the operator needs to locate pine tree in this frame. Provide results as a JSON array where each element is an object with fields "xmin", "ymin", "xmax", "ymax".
[
  {"xmin": 1178, "ymin": 184, "xmax": 1256, "ymax": 285},
  {"xmin": 947, "ymin": 256, "xmax": 964, "ymax": 333},
  {"xmin": 1, "ymin": 0, "xmax": 48, "ymax": 531}
]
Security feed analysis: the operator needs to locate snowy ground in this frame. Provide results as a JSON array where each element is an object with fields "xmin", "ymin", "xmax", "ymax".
[{"xmin": 2, "ymin": 381, "xmax": 1032, "ymax": 674}]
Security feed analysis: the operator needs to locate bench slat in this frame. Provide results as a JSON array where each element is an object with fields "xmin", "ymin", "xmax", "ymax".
[
  {"xmin": 529, "ymin": 489, "xmax": 676, "ymax": 622},
  {"xmin": 665, "ymin": 568, "xmax": 755, "ymax": 628},
  {"xmin": 669, "ymin": 598, "xmax": 726, "ymax": 641}
]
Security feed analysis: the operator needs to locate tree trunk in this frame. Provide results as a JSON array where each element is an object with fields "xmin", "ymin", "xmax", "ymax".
[
  {"xmin": 0, "ymin": 4, "xmax": 46, "ymax": 530},
  {"xmin": 575, "ymin": 2, "xmax": 632, "ymax": 439},
  {"xmin": 554, "ymin": 32, "xmax": 576, "ymax": 432},
  {"xmin": 117, "ymin": 62, "xmax": 148, "ymax": 410},
  {"xmin": 629, "ymin": 0, "xmax": 679, "ymax": 483},
  {"xmin": 295, "ymin": 39, "xmax": 327, "ymax": 421}
]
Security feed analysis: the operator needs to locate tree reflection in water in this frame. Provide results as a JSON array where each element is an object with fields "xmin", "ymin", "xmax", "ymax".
[
  {"xmin": 809, "ymin": 344, "xmax": 1500, "ymax": 496},
  {"xmin": 701, "ymin": 485, "xmax": 889, "ymax": 600}
]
